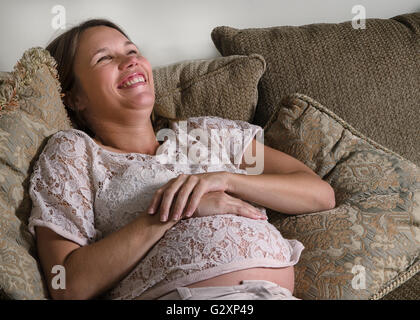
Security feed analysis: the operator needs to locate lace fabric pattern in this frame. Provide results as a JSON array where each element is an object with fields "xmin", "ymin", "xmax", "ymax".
[
  {"xmin": 111, "ymin": 215, "xmax": 304, "ymax": 300},
  {"xmin": 28, "ymin": 116, "xmax": 304, "ymax": 300},
  {"xmin": 28, "ymin": 133, "xmax": 98, "ymax": 246}
]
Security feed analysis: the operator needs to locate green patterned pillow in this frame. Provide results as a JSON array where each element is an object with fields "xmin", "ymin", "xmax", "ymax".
[
  {"xmin": 0, "ymin": 47, "xmax": 72, "ymax": 299},
  {"xmin": 263, "ymin": 93, "xmax": 420, "ymax": 300}
]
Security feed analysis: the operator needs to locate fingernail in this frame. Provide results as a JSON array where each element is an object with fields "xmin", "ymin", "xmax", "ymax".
[
  {"xmin": 148, "ymin": 209, "xmax": 154, "ymax": 214},
  {"xmin": 161, "ymin": 215, "xmax": 167, "ymax": 222}
]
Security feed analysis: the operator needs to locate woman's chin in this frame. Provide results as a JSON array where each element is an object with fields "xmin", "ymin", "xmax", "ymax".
[{"xmin": 123, "ymin": 93, "xmax": 155, "ymax": 110}]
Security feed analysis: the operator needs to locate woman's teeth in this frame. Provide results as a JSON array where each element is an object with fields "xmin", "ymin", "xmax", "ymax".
[{"xmin": 120, "ymin": 75, "xmax": 146, "ymax": 88}]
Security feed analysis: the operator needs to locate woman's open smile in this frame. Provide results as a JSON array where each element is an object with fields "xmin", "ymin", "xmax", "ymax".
[{"xmin": 117, "ymin": 72, "xmax": 148, "ymax": 89}]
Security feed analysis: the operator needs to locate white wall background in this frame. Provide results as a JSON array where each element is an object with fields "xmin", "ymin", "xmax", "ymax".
[{"xmin": 0, "ymin": 0, "xmax": 419, "ymax": 71}]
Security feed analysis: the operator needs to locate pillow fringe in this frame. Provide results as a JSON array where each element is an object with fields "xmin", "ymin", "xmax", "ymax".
[
  {"xmin": 0, "ymin": 47, "xmax": 62, "ymax": 117},
  {"xmin": 370, "ymin": 258, "xmax": 420, "ymax": 300}
]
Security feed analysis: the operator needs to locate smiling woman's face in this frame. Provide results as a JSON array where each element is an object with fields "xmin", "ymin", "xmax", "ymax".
[{"xmin": 72, "ymin": 25, "xmax": 155, "ymax": 127}]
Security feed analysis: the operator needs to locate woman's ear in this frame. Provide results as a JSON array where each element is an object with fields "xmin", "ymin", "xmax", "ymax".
[
  {"xmin": 63, "ymin": 91, "xmax": 76, "ymax": 111},
  {"xmin": 64, "ymin": 89, "xmax": 88, "ymax": 112}
]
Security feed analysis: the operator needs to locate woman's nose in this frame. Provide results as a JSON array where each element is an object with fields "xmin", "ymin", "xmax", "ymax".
[{"xmin": 119, "ymin": 55, "xmax": 138, "ymax": 70}]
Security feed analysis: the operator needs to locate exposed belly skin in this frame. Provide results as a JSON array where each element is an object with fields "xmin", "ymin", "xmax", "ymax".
[{"xmin": 186, "ymin": 266, "xmax": 295, "ymax": 294}]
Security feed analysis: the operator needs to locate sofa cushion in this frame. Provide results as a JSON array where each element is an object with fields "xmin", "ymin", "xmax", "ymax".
[
  {"xmin": 153, "ymin": 54, "xmax": 266, "ymax": 122},
  {"xmin": 211, "ymin": 12, "xmax": 420, "ymax": 166},
  {"xmin": 263, "ymin": 93, "xmax": 420, "ymax": 300},
  {"xmin": 0, "ymin": 47, "xmax": 72, "ymax": 299}
]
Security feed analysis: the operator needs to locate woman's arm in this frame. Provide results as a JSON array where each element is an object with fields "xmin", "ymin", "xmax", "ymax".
[
  {"xmin": 146, "ymin": 138, "xmax": 335, "ymax": 220},
  {"xmin": 36, "ymin": 213, "xmax": 177, "ymax": 300},
  {"xmin": 226, "ymin": 138, "xmax": 336, "ymax": 214},
  {"xmin": 225, "ymin": 171, "xmax": 335, "ymax": 215}
]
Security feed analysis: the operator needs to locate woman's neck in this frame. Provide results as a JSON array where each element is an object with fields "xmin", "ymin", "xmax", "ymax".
[{"xmin": 92, "ymin": 120, "xmax": 161, "ymax": 155}]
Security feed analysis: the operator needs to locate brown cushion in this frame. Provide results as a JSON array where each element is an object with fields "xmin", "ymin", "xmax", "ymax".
[
  {"xmin": 211, "ymin": 12, "xmax": 420, "ymax": 166},
  {"xmin": 153, "ymin": 54, "xmax": 266, "ymax": 123},
  {"xmin": 263, "ymin": 93, "xmax": 420, "ymax": 300}
]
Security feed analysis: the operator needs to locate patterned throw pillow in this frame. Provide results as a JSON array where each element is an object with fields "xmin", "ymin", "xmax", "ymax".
[
  {"xmin": 263, "ymin": 93, "xmax": 420, "ymax": 300},
  {"xmin": 0, "ymin": 47, "xmax": 72, "ymax": 299},
  {"xmin": 153, "ymin": 54, "xmax": 266, "ymax": 122}
]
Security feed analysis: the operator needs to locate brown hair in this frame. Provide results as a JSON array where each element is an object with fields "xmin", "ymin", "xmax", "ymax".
[{"xmin": 46, "ymin": 18, "xmax": 157, "ymax": 137}]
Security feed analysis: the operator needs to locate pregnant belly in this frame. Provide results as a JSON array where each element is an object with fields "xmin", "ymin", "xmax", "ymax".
[
  {"xmin": 133, "ymin": 215, "xmax": 302, "ymax": 300},
  {"xmin": 186, "ymin": 266, "xmax": 295, "ymax": 294}
]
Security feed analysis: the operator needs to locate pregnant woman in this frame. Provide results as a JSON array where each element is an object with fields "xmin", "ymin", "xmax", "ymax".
[{"xmin": 28, "ymin": 19, "xmax": 335, "ymax": 300}]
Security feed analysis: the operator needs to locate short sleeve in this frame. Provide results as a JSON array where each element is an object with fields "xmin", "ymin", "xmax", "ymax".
[
  {"xmin": 28, "ymin": 130, "xmax": 97, "ymax": 246},
  {"xmin": 185, "ymin": 116, "xmax": 264, "ymax": 170}
]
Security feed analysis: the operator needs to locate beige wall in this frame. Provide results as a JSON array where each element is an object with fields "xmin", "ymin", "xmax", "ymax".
[{"xmin": 0, "ymin": 0, "xmax": 419, "ymax": 71}]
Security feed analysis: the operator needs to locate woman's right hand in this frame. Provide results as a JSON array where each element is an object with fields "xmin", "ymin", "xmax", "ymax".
[{"xmin": 182, "ymin": 191, "xmax": 267, "ymax": 220}]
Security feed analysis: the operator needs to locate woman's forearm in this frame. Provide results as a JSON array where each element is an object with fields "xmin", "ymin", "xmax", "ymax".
[
  {"xmin": 60, "ymin": 213, "xmax": 177, "ymax": 300},
  {"xmin": 225, "ymin": 171, "xmax": 335, "ymax": 215}
]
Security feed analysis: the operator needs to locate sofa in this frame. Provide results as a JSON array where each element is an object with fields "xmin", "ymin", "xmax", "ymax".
[{"xmin": 0, "ymin": 11, "xmax": 419, "ymax": 300}]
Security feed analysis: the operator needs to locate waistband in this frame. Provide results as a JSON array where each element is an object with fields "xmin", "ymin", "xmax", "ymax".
[{"xmin": 158, "ymin": 280, "xmax": 300, "ymax": 300}]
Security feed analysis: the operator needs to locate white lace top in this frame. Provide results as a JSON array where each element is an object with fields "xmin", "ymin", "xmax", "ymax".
[{"xmin": 28, "ymin": 116, "xmax": 304, "ymax": 300}]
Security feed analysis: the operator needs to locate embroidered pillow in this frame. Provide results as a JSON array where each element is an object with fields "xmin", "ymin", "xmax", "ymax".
[
  {"xmin": 263, "ymin": 93, "xmax": 420, "ymax": 300},
  {"xmin": 0, "ymin": 47, "xmax": 72, "ymax": 299}
]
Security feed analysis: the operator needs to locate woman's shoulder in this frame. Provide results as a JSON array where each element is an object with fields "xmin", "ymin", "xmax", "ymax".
[
  {"xmin": 50, "ymin": 127, "xmax": 91, "ymax": 139},
  {"xmin": 41, "ymin": 128, "xmax": 94, "ymax": 158}
]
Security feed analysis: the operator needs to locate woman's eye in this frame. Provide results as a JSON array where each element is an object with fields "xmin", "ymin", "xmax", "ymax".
[
  {"xmin": 96, "ymin": 50, "xmax": 138, "ymax": 64},
  {"xmin": 97, "ymin": 55, "xmax": 111, "ymax": 63}
]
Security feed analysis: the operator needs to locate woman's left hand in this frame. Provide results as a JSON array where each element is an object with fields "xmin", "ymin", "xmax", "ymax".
[
  {"xmin": 147, "ymin": 171, "xmax": 230, "ymax": 221},
  {"xmin": 147, "ymin": 172, "xmax": 231, "ymax": 222}
]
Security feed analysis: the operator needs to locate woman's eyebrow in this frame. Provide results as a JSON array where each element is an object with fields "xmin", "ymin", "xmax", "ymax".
[{"xmin": 91, "ymin": 40, "xmax": 136, "ymax": 60}]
